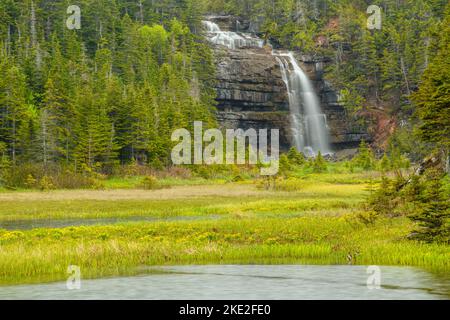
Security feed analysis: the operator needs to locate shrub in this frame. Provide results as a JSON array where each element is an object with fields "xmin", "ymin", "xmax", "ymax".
[
  {"xmin": 0, "ymin": 163, "xmax": 102, "ymax": 189},
  {"xmin": 232, "ymin": 175, "xmax": 244, "ymax": 182},
  {"xmin": 366, "ymin": 175, "xmax": 402, "ymax": 217},
  {"xmin": 255, "ymin": 176, "xmax": 276, "ymax": 190},
  {"xmin": 161, "ymin": 166, "xmax": 192, "ymax": 179},
  {"xmin": 91, "ymin": 179, "xmax": 106, "ymax": 190},
  {"xmin": 287, "ymin": 147, "xmax": 305, "ymax": 166},
  {"xmin": 2, "ymin": 163, "xmax": 45, "ymax": 188},
  {"xmin": 24, "ymin": 174, "xmax": 37, "ymax": 188},
  {"xmin": 52, "ymin": 171, "xmax": 104, "ymax": 189},
  {"xmin": 255, "ymin": 177, "xmax": 304, "ymax": 192},
  {"xmin": 366, "ymin": 167, "xmax": 449, "ymax": 243},
  {"xmin": 113, "ymin": 161, "xmax": 154, "ymax": 177},
  {"xmin": 313, "ymin": 151, "xmax": 327, "ymax": 173},
  {"xmin": 278, "ymin": 154, "xmax": 292, "ymax": 175},
  {"xmin": 388, "ymin": 145, "xmax": 412, "ymax": 170},
  {"xmin": 193, "ymin": 165, "xmax": 214, "ymax": 179},
  {"xmin": 274, "ymin": 177, "xmax": 304, "ymax": 191},
  {"xmin": 355, "ymin": 210, "xmax": 379, "ymax": 226},
  {"xmin": 140, "ymin": 175, "xmax": 162, "ymax": 190},
  {"xmin": 379, "ymin": 154, "xmax": 391, "ymax": 172},
  {"xmin": 39, "ymin": 176, "xmax": 55, "ymax": 191}
]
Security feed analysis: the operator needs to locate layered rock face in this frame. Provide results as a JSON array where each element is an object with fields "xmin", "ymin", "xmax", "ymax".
[
  {"xmin": 214, "ymin": 46, "xmax": 291, "ymax": 149},
  {"xmin": 207, "ymin": 16, "xmax": 369, "ymax": 152}
]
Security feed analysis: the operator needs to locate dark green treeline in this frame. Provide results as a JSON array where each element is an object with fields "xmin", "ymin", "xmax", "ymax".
[{"xmin": 0, "ymin": 0, "xmax": 217, "ymax": 173}]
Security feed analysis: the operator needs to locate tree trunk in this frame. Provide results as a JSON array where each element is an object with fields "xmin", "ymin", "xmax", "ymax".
[
  {"xmin": 400, "ymin": 56, "xmax": 411, "ymax": 96},
  {"xmin": 30, "ymin": 1, "xmax": 41, "ymax": 69}
]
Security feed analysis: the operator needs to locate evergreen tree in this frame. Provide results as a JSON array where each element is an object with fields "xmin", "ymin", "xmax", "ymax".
[
  {"xmin": 409, "ymin": 170, "xmax": 450, "ymax": 243},
  {"xmin": 0, "ymin": 0, "xmax": 447, "ymax": 176},
  {"xmin": 411, "ymin": 5, "xmax": 450, "ymax": 169},
  {"xmin": 367, "ymin": 175, "xmax": 399, "ymax": 217},
  {"xmin": 278, "ymin": 154, "xmax": 292, "ymax": 176},
  {"xmin": 313, "ymin": 151, "xmax": 327, "ymax": 173},
  {"xmin": 287, "ymin": 147, "xmax": 305, "ymax": 166},
  {"xmin": 0, "ymin": 54, "xmax": 29, "ymax": 165},
  {"xmin": 74, "ymin": 80, "xmax": 118, "ymax": 171},
  {"xmin": 352, "ymin": 140, "xmax": 375, "ymax": 170},
  {"xmin": 379, "ymin": 153, "xmax": 390, "ymax": 173}
]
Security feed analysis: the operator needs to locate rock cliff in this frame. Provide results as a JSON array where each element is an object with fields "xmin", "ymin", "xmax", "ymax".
[
  {"xmin": 206, "ymin": 15, "xmax": 369, "ymax": 152},
  {"xmin": 214, "ymin": 46, "xmax": 291, "ymax": 149}
]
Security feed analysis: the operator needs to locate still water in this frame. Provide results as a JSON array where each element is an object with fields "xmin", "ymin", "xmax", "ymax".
[
  {"xmin": 1, "ymin": 265, "xmax": 448, "ymax": 300},
  {"xmin": 0, "ymin": 215, "xmax": 222, "ymax": 230}
]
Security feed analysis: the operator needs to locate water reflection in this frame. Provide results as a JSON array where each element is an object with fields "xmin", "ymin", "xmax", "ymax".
[
  {"xmin": 0, "ymin": 215, "xmax": 221, "ymax": 230},
  {"xmin": 1, "ymin": 265, "xmax": 448, "ymax": 300}
]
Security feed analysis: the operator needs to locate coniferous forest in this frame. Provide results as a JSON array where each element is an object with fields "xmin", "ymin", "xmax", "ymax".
[
  {"xmin": 0, "ymin": 0, "xmax": 218, "ymax": 174},
  {"xmin": 0, "ymin": 0, "xmax": 448, "ymax": 300},
  {"xmin": 0, "ymin": 0, "xmax": 448, "ymax": 173}
]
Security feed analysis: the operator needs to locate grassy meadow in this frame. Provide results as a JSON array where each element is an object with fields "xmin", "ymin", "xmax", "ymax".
[{"xmin": 0, "ymin": 169, "xmax": 448, "ymax": 286}]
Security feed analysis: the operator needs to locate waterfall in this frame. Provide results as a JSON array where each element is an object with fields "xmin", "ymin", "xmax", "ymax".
[
  {"xmin": 276, "ymin": 56, "xmax": 304, "ymax": 151},
  {"xmin": 275, "ymin": 52, "xmax": 331, "ymax": 156},
  {"xmin": 202, "ymin": 20, "xmax": 264, "ymax": 50},
  {"xmin": 202, "ymin": 19, "xmax": 331, "ymax": 156}
]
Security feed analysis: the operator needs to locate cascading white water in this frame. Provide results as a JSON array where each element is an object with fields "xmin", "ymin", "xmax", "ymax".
[
  {"xmin": 202, "ymin": 20, "xmax": 331, "ymax": 156},
  {"xmin": 202, "ymin": 20, "xmax": 264, "ymax": 50},
  {"xmin": 275, "ymin": 52, "xmax": 331, "ymax": 156},
  {"xmin": 276, "ymin": 56, "xmax": 304, "ymax": 151}
]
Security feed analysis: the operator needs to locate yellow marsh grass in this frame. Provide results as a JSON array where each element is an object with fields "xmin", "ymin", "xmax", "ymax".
[
  {"xmin": 0, "ymin": 176, "xmax": 447, "ymax": 286},
  {"xmin": 0, "ymin": 182, "xmax": 367, "ymax": 202},
  {"xmin": 0, "ymin": 217, "xmax": 448, "ymax": 285},
  {"xmin": 0, "ymin": 183, "xmax": 366, "ymax": 221},
  {"xmin": 0, "ymin": 184, "xmax": 271, "ymax": 201}
]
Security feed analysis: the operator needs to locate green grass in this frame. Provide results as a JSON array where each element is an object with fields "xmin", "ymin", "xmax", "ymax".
[
  {"xmin": 0, "ymin": 196, "xmax": 359, "ymax": 223},
  {"xmin": 0, "ymin": 172, "xmax": 448, "ymax": 285},
  {"xmin": 0, "ymin": 217, "xmax": 448, "ymax": 285},
  {"xmin": 0, "ymin": 182, "xmax": 367, "ymax": 222}
]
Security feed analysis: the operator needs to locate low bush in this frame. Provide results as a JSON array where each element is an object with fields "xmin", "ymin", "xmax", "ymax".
[
  {"xmin": 256, "ymin": 177, "xmax": 304, "ymax": 192},
  {"xmin": 0, "ymin": 163, "xmax": 104, "ymax": 190},
  {"xmin": 140, "ymin": 175, "xmax": 164, "ymax": 190}
]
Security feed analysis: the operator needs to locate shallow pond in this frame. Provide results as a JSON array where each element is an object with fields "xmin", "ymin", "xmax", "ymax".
[{"xmin": 1, "ymin": 265, "xmax": 448, "ymax": 300}]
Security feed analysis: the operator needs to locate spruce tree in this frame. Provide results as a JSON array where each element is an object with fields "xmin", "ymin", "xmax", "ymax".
[
  {"xmin": 353, "ymin": 140, "xmax": 375, "ymax": 170},
  {"xmin": 287, "ymin": 147, "xmax": 305, "ymax": 167},
  {"xmin": 0, "ymin": 55, "xmax": 29, "ymax": 165},
  {"xmin": 409, "ymin": 170, "xmax": 450, "ymax": 243},
  {"xmin": 313, "ymin": 151, "xmax": 327, "ymax": 173},
  {"xmin": 411, "ymin": 5, "xmax": 450, "ymax": 171}
]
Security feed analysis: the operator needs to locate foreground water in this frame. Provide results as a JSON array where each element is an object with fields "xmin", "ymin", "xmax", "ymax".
[{"xmin": 1, "ymin": 265, "xmax": 448, "ymax": 300}]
